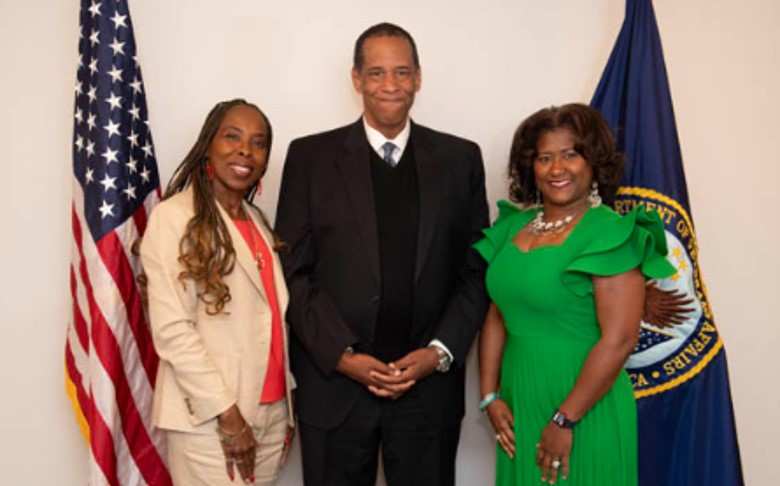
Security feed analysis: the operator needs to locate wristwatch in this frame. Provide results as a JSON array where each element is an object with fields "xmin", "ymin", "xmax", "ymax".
[
  {"xmin": 430, "ymin": 345, "xmax": 452, "ymax": 373},
  {"xmin": 551, "ymin": 410, "xmax": 577, "ymax": 429}
]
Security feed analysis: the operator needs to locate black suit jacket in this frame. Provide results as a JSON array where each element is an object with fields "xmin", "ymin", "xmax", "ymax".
[{"xmin": 275, "ymin": 119, "xmax": 489, "ymax": 429}]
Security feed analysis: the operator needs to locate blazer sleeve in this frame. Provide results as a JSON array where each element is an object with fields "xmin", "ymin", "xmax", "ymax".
[
  {"xmin": 430, "ymin": 142, "xmax": 490, "ymax": 365},
  {"xmin": 275, "ymin": 139, "xmax": 360, "ymax": 376},
  {"xmin": 141, "ymin": 201, "xmax": 235, "ymax": 425}
]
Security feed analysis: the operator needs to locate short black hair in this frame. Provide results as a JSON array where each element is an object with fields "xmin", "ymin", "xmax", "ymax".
[
  {"xmin": 508, "ymin": 103, "xmax": 625, "ymax": 206},
  {"xmin": 353, "ymin": 22, "xmax": 420, "ymax": 71}
]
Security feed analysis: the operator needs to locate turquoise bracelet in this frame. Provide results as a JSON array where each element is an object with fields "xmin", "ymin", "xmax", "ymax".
[{"xmin": 478, "ymin": 391, "xmax": 501, "ymax": 412}]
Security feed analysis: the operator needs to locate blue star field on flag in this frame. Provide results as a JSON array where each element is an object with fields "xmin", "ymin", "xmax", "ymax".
[{"xmin": 73, "ymin": 0, "xmax": 159, "ymax": 241}]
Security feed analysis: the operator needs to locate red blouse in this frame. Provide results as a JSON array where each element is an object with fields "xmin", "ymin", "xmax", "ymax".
[{"xmin": 233, "ymin": 218, "xmax": 286, "ymax": 403}]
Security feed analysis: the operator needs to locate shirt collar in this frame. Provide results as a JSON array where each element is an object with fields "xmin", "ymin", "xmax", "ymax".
[{"xmin": 362, "ymin": 116, "xmax": 411, "ymax": 161}]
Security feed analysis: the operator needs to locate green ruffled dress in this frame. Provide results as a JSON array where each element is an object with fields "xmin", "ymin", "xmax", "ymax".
[{"xmin": 474, "ymin": 201, "xmax": 675, "ymax": 486}]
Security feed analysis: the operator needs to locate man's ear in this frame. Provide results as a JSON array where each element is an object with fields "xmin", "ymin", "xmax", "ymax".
[
  {"xmin": 351, "ymin": 68, "xmax": 363, "ymax": 94},
  {"xmin": 414, "ymin": 66, "xmax": 422, "ymax": 92}
]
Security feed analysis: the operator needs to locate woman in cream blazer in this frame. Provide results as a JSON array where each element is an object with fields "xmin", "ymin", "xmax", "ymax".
[{"xmin": 141, "ymin": 99, "xmax": 294, "ymax": 486}]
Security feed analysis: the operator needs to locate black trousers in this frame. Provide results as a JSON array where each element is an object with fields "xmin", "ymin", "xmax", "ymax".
[{"xmin": 299, "ymin": 388, "xmax": 461, "ymax": 486}]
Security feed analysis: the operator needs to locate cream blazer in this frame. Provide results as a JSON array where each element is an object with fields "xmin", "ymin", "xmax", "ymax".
[{"xmin": 141, "ymin": 187, "xmax": 295, "ymax": 433}]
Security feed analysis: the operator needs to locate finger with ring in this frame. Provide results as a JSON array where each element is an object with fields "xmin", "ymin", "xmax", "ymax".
[{"xmin": 551, "ymin": 459, "xmax": 561, "ymax": 468}]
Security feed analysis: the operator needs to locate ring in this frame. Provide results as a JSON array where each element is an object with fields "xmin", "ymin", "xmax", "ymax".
[
  {"xmin": 551, "ymin": 459, "xmax": 561, "ymax": 468},
  {"xmin": 495, "ymin": 433, "xmax": 501, "ymax": 441}
]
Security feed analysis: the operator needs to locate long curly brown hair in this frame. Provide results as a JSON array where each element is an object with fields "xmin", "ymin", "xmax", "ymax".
[
  {"xmin": 508, "ymin": 103, "xmax": 625, "ymax": 206},
  {"xmin": 164, "ymin": 99, "xmax": 283, "ymax": 315}
]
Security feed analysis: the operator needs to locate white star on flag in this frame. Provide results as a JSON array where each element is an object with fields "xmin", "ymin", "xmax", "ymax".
[
  {"xmin": 98, "ymin": 199, "xmax": 114, "ymax": 218},
  {"xmin": 141, "ymin": 141, "xmax": 153, "ymax": 158},
  {"xmin": 105, "ymin": 91, "xmax": 122, "ymax": 110},
  {"xmin": 108, "ymin": 64, "xmax": 123, "ymax": 82},
  {"xmin": 123, "ymin": 184, "xmax": 137, "ymax": 200},
  {"xmin": 126, "ymin": 156, "xmax": 138, "ymax": 173},
  {"xmin": 104, "ymin": 119, "xmax": 120, "ymax": 138},
  {"xmin": 109, "ymin": 38, "xmax": 125, "ymax": 56},
  {"xmin": 130, "ymin": 77, "xmax": 143, "ymax": 94},
  {"xmin": 110, "ymin": 11, "xmax": 127, "ymax": 29},
  {"xmin": 99, "ymin": 173, "xmax": 117, "ymax": 192},
  {"xmin": 88, "ymin": 1, "xmax": 102, "ymax": 18},
  {"xmin": 128, "ymin": 104, "xmax": 140, "ymax": 120},
  {"xmin": 101, "ymin": 147, "xmax": 119, "ymax": 164},
  {"xmin": 127, "ymin": 130, "xmax": 138, "ymax": 147}
]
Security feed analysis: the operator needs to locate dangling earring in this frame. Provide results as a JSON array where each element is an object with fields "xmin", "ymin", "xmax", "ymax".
[
  {"xmin": 588, "ymin": 181, "xmax": 602, "ymax": 207},
  {"xmin": 535, "ymin": 189, "xmax": 542, "ymax": 208},
  {"xmin": 255, "ymin": 178, "xmax": 263, "ymax": 195},
  {"xmin": 205, "ymin": 162, "xmax": 215, "ymax": 181}
]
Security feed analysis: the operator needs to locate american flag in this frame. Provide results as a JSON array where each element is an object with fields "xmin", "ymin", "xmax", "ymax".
[{"xmin": 65, "ymin": 0, "xmax": 172, "ymax": 484}]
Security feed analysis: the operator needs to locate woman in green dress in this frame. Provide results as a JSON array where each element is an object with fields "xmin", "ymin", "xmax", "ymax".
[{"xmin": 476, "ymin": 104, "xmax": 675, "ymax": 485}]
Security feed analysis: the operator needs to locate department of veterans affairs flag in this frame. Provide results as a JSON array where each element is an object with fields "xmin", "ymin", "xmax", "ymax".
[
  {"xmin": 65, "ymin": 0, "xmax": 172, "ymax": 484},
  {"xmin": 591, "ymin": 1, "xmax": 744, "ymax": 485}
]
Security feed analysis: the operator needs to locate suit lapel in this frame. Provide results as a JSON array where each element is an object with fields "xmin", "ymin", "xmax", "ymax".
[
  {"xmin": 336, "ymin": 120, "xmax": 381, "ymax": 282},
  {"xmin": 215, "ymin": 198, "xmax": 267, "ymax": 303},
  {"xmin": 411, "ymin": 122, "xmax": 443, "ymax": 282},
  {"xmin": 247, "ymin": 206, "xmax": 289, "ymax": 311}
]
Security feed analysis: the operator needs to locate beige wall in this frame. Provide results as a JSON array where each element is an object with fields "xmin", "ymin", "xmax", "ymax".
[{"xmin": 0, "ymin": 0, "xmax": 776, "ymax": 484}]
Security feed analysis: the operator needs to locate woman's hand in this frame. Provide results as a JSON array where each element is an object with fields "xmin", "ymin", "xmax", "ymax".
[
  {"xmin": 536, "ymin": 423, "xmax": 572, "ymax": 484},
  {"xmin": 279, "ymin": 426, "xmax": 295, "ymax": 469},
  {"xmin": 643, "ymin": 281, "xmax": 694, "ymax": 328},
  {"xmin": 486, "ymin": 398, "xmax": 515, "ymax": 459},
  {"xmin": 217, "ymin": 405, "xmax": 257, "ymax": 483}
]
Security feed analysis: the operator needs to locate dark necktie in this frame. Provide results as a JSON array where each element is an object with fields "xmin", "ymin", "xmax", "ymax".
[{"xmin": 381, "ymin": 142, "xmax": 397, "ymax": 167}]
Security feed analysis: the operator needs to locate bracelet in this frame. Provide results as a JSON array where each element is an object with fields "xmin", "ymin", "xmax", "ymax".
[
  {"xmin": 478, "ymin": 391, "xmax": 501, "ymax": 412},
  {"xmin": 216, "ymin": 422, "xmax": 250, "ymax": 446}
]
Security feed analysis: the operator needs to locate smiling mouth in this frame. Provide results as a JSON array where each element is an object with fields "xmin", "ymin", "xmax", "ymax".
[
  {"xmin": 377, "ymin": 98, "xmax": 405, "ymax": 104},
  {"xmin": 229, "ymin": 164, "xmax": 253, "ymax": 177},
  {"xmin": 548, "ymin": 180, "xmax": 572, "ymax": 188}
]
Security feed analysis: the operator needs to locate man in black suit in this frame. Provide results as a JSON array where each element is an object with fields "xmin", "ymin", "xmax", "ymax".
[{"xmin": 275, "ymin": 23, "xmax": 489, "ymax": 486}]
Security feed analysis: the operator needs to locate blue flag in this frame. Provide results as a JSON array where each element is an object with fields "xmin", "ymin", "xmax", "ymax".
[{"xmin": 591, "ymin": 1, "xmax": 744, "ymax": 485}]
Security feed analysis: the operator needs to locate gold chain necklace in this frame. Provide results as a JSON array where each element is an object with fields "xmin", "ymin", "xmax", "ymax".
[{"xmin": 240, "ymin": 210, "xmax": 265, "ymax": 270}]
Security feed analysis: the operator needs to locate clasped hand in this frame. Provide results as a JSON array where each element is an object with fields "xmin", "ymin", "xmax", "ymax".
[{"xmin": 335, "ymin": 348, "xmax": 440, "ymax": 399}]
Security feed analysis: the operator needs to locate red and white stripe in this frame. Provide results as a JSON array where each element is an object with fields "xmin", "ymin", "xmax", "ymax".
[{"xmin": 66, "ymin": 178, "xmax": 171, "ymax": 486}]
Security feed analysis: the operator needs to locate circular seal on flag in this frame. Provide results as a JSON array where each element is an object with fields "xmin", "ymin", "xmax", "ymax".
[{"xmin": 614, "ymin": 187, "xmax": 723, "ymax": 398}]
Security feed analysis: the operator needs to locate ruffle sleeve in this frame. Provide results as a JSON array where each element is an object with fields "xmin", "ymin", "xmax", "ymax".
[
  {"xmin": 473, "ymin": 200, "xmax": 529, "ymax": 263},
  {"xmin": 561, "ymin": 205, "xmax": 676, "ymax": 296}
]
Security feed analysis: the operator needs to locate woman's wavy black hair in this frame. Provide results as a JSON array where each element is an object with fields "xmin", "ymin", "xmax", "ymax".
[{"xmin": 508, "ymin": 103, "xmax": 625, "ymax": 206}]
